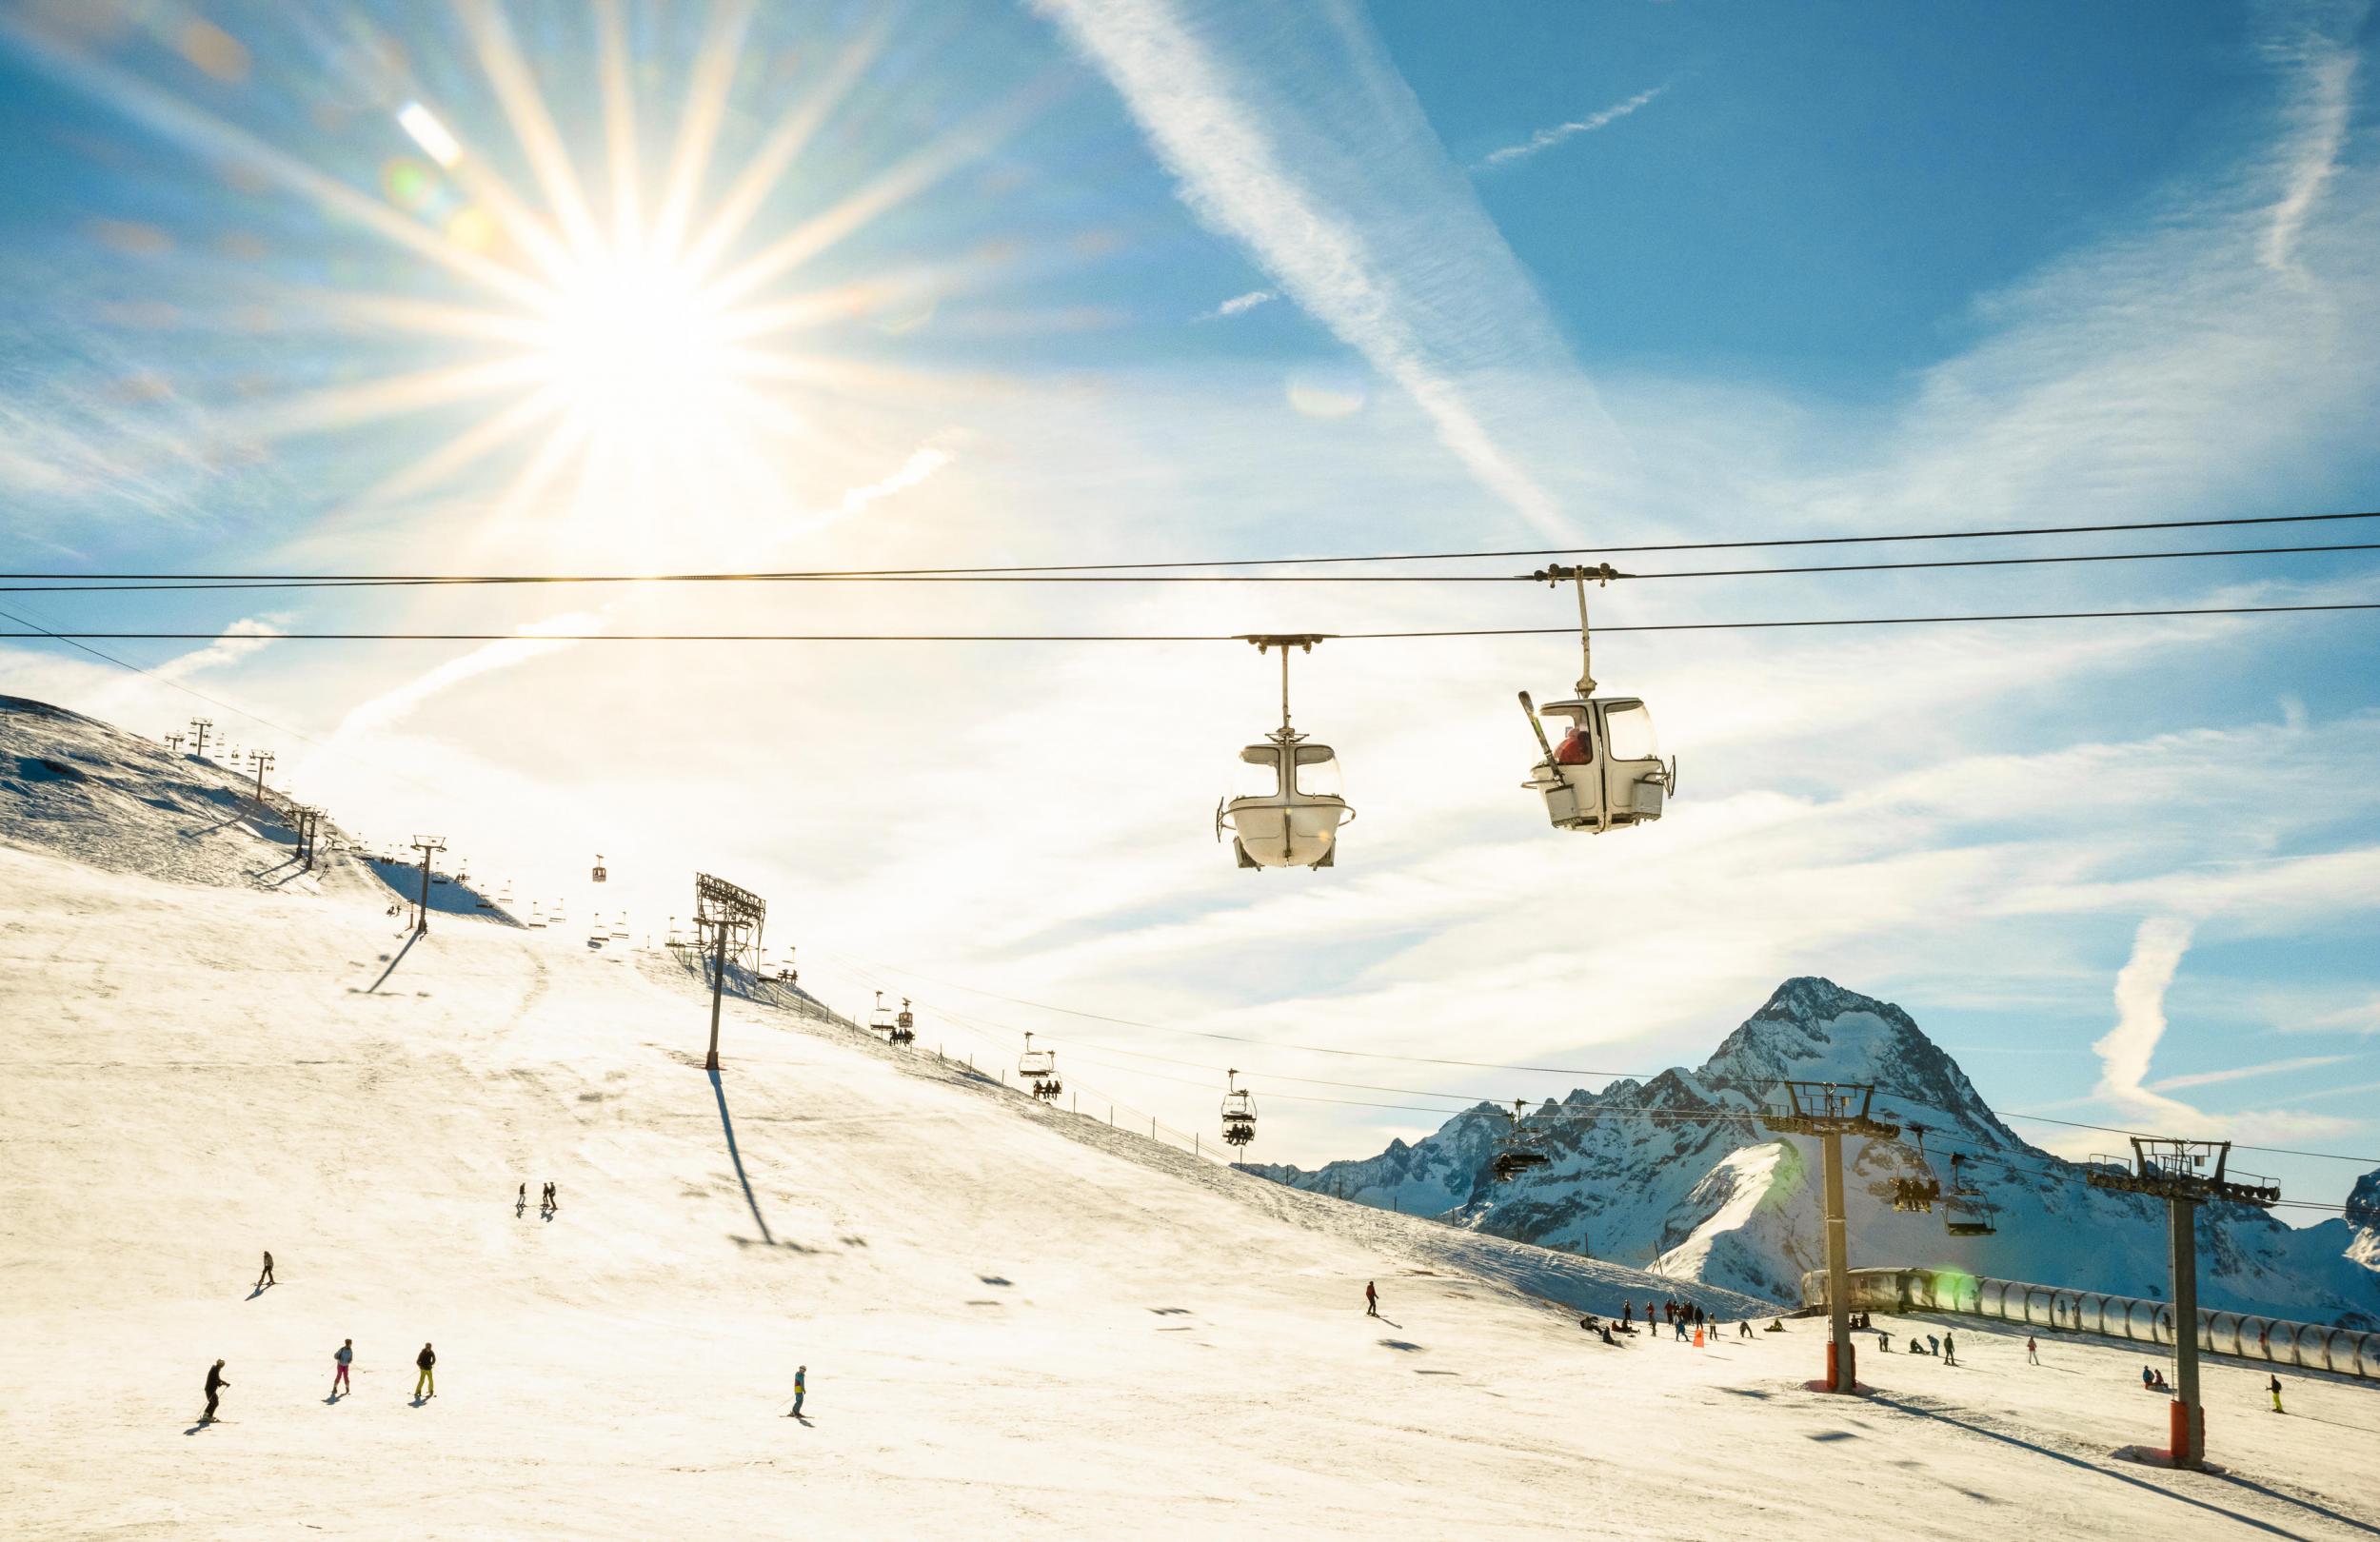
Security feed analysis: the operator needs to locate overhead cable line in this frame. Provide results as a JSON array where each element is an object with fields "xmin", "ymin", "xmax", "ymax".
[
  {"xmin": 9, "ymin": 599, "xmax": 2379, "ymax": 643},
  {"xmin": 6, "ymin": 539, "xmax": 2380, "ymax": 593},
  {"xmin": 7, "ymin": 506, "xmax": 2376, "ymax": 583}
]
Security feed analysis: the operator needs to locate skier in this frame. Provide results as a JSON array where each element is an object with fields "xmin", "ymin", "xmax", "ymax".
[
  {"xmin": 786, "ymin": 1365, "xmax": 807, "ymax": 1417},
  {"xmin": 332, "ymin": 1339, "xmax": 353, "ymax": 1397},
  {"xmin": 2026, "ymin": 1335, "xmax": 2039, "ymax": 1365},
  {"xmin": 1876, "ymin": 1328, "xmax": 1893, "ymax": 1354},
  {"xmin": 1673, "ymin": 1314, "xmax": 1687, "ymax": 1342},
  {"xmin": 2269, "ymin": 1374, "xmax": 2284, "ymax": 1414},
  {"xmin": 254, "ymin": 1251, "xmax": 274, "ymax": 1289},
  {"xmin": 414, "ymin": 1343, "xmax": 436, "ymax": 1399},
  {"xmin": 1925, "ymin": 1334, "xmax": 1940, "ymax": 1357},
  {"xmin": 1621, "ymin": 1302, "xmax": 1633, "ymax": 1331},
  {"xmin": 1942, "ymin": 1332, "xmax": 1956, "ymax": 1367},
  {"xmin": 1738, "ymin": 1319, "xmax": 1753, "ymax": 1339},
  {"xmin": 518, "ymin": 1182, "xmax": 526, "ymax": 1207},
  {"xmin": 202, "ymin": 1359, "xmax": 228, "ymax": 1423},
  {"xmin": 1364, "ymin": 1281, "xmax": 1378, "ymax": 1317}
]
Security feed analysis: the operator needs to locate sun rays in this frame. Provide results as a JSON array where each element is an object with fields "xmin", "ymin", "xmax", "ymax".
[{"xmin": 1, "ymin": 1, "xmax": 1053, "ymax": 564}]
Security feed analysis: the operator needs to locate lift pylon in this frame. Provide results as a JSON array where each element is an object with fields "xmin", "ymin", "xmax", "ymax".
[
  {"xmin": 2086, "ymin": 1137, "xmax": 2280, "ymax": 1468},
  {"xmin": 1763, "ymin": 1081, "xmax": 1898, "ymax": 1394}
]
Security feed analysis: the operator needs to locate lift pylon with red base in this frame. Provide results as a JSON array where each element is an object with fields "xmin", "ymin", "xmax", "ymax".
[{"xmin": 1764, "ymin": 1081, "xmax": 1899, "ymax": 1394}]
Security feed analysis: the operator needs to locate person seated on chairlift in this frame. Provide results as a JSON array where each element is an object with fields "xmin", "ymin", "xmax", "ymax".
[{"xmin": 1553, "ymin": 720, "xmax": 1592, "ymax": 765}]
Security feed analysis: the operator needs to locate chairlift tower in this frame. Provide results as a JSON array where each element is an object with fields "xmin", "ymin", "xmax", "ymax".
[
  {"xmin": 248, "ymin": 749, "xmax": 274, "ymax": 808},
  {"xmin": 188, "ymin": 719, "xmax": 212, "ymax": 761},
  {"xmin": 407, "ymin": 837, "xmax": 446, "ymax": 933},
  {"xmin": 2085, "ymin": 1137, "xmax": 2280, "ymax": 1469},
  {"xmin": 1763, "ymin": 1080, "xmax": 1898, "ymax": 1394},
  {"xmin": 693, "ymin": 873, "xmax": 766, "ymax": 1072}
]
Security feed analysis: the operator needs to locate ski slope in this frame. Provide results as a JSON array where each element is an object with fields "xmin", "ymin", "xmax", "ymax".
[{"xmin": 4, "ymin": 838, "xmax": 2378, "ymax": 1539}]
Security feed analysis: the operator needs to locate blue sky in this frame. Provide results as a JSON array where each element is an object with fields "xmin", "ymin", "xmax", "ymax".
[{"xmin": 2, "ymin": 0, "xmax": 2377, "ymax": 1210}]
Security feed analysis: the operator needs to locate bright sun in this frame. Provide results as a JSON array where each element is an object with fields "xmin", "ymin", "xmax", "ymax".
[{"xmin": 530, "ymin": 250, "xmax": 737, "ymax": 439}]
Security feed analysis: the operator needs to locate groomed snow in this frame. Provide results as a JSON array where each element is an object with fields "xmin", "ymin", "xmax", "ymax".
[{"xmin": 4, "ymin": 840, "xmax": 2377, "ymax": 1539}]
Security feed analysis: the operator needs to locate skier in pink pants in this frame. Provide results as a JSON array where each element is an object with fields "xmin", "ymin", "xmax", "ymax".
[{"xmin": 332, "ymin": 1339, "xmax": 353, "ymax": 1396}]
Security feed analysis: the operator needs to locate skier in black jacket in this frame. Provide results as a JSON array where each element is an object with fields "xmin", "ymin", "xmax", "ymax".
[
  {"xmin": 202, "ymin": 1360, "xmax": 228, "ymax": 1422},
  {"xmin": 414, "ymin": 1343, "xmax": 437, "ymax": 1399}
]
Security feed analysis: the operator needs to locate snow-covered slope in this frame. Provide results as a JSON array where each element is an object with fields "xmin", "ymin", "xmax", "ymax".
[
  {"xmin": 6, "ymin": 808, "xmax": 2379, "ymax": 1533},
  {"xmin": 0, "ymin": 695, "xmax": 509, "ymax": 919},
  {"xmin": 1259, "ymin": 979, "xmax": 2380, "ymax": 1327}
]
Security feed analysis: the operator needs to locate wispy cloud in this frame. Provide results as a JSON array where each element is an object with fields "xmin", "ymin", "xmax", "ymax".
[
  {"xmin": 2148, "ymin": 1054, "xmax": 2352, "ymax": 1093},
  {"xmin": 2093, "ymin": 918, "xmax": 2198, "ymax": 1121},
  {"xmin": 1475, "ymin": 84, "xmax": 1666, "ymax": 170},
  {"xmin": 325, "ymin": 611, "xmax": 607, "ymax": 745},
  {"xmin": 2259, "ymin": 26, "xmax": 2358, "ymax": 270},
  {"xmin": 149, "ymin": 617, "xmax": 284, "ymax": 683},
  {"xmin": 1195, "ymin": 288, "xmax": 1275, "ymax": 321},
  {"xmin": 1034, "ymin": 0, "xmax": 1625, "ymax": 537}
]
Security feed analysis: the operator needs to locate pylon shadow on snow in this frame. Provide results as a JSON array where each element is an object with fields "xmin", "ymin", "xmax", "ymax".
[
  {"xmin": 360, "ymin": 929, "xmax": 423, "ymax": 995},
  {"xmin": 709, "ymin": 1069, "xmax": 777, "ymax": 1247}
]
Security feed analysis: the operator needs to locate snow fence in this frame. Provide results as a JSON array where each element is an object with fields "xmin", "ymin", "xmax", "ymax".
[{"xmin": 1798, "ymin": 1266, "xmax": 2380, "ymax": 1382}]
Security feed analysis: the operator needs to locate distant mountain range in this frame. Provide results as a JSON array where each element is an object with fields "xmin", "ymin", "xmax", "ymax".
[{"xmin": 1253, "ymin": 977, "xmax": 2380, "ymax": 1326}]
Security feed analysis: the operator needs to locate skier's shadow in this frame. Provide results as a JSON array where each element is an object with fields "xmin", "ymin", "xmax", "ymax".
[
  {"xmin": 246, "ymin": 1283, "xmax": 273, "ymax": 1300},
  {"xmin": 786, "ymin": 1413, "xmax": 813, "ymax": 1427},
  {"xmin": 408, "ymin": 1395, "xmax": 429, "ymax": 1409},
  {"xmin": 184, "ymin": 1424, "xmax": 212, "ymax": 1435}
]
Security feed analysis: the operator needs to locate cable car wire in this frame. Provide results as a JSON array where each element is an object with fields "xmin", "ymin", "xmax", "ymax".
[
  {"xmin": 7, "ymin": 598, "xmax": 2378, "ymax": 643},
  {"xmin": 6, "ymin": 506, "xmax": 2376, "ymax": 583},
  {"xmin": 6, "ymin": 538, "xmax": 2379, "ymax": 593}
]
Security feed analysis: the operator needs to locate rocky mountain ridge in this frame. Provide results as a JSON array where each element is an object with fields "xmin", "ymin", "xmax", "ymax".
[{"xmin": 1256, "ymin": 978, "xmax": 2380, "ymax": 1324}]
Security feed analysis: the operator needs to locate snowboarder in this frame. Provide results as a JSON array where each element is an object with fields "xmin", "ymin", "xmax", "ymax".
[
  {"xmin": 518, "ymin": 1182, "xmax": 526, "ymax": 1207},
  {"xmin": 2026, "ymin": 1335, "xmax": 2038, "ymax": 1365},
  {"xmin": 332, "ymin": 1339, "xmax": 353, "ymax": 1396},
  {"xmin": 202, "ymin": 1359, "xmax": 228, "ymax": 1422},
  {"xmin": 1364, "ymin": 1281, "xmax": 1378, "ymax": 1317},
  {"xmin": 1621, "ymin": 1302, "xmax": 1633, "ymax": 1330},
  {"xmin": 786, "ymin": 1365, "xmax": 807, "ymax": 1417},
  {"xmin": 1738, "ymin": 1319, "xmax": 1754, "ymax": 1339},
  {"xmin": 1925, "ymin": 1334, "xmax": 1940, "ymax": 1357},
  {"xmin": 2269, "ymin": 1374, "xmax": 2284, "ymax": 1414},
  {"xmin": 254, "ymin": 1251, "xmax": 274, "ymax": 1289},
  {"xmin": 2141, "ymin": 1364, "xmax": 2156, "ymax": 1388},
  {"xmin": 1876, "ymin": 1329, "xmax": 1893, "ymax": 1354},
  {"xmin": 1942, "ymin": 1332, "xmax": 1956, "ymax": 1367},
  {"xmin": 414, "ymin": 1343, "xmax": 436, "ymax": 1399},
  {"xmin": 1673, "ymin": 1315, "xmax": 1687, "ymax": 1342}
]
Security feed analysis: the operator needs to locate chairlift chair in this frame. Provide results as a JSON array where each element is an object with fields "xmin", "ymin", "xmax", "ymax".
[
  {"xmin": 1216, "ymin": 636, "xmax": 1353, "ymax": 869},
  {"xmin": 868, "ymin": 992, "xmax": 898, "ymax": 1037},
  {"xmin": 1492, "ymin": 1098, "xmax": 1552, "ymax": 1181},
  {"xmin": 892, "ymin": 998, "xmax": 916, "ymax": 1045},
  {"xmin": 1891, "ymin": 1123, "xmax": 1943, "ymax": 1213},
  {"xmin": 1518, "ymin": 565, "xmax": 1677, "ymax": 834},
  {"xmin": 591, "ymin": 854, "xmax": 607, "ymax": 883},
  {"xmin": 1019, "ymin": 1032, "xmax": 1059, "ymax": 1097},
  {"xmin": 1944, "ymin": 1154, "xmax": 1996, "ymax": 1236},
  {"xmin": 1221, "ymin": 1069, "xmax": 1258, "ymax": 1147}
]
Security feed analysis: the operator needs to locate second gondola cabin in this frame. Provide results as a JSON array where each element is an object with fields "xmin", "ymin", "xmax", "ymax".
[{"xmin": 1217, "ymin": 636, "xmax": 1353, "ymax": 870}]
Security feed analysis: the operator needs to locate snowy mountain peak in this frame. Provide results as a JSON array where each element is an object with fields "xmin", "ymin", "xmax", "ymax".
[{"xmin": 2350, "ymin": 1169, "xmax": 2380, "ymax": 1232}]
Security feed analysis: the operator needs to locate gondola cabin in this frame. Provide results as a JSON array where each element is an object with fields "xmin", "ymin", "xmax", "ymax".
[
  {"xmin": 1217, "ymin": 635, "xmax": 1353, "ymax": 870},
  {"xmin": 1522, "ymin": 696, "xmax": 1674, "ymax": 834},
  {"xmin": 591, "ymin": 855, "xmax": 607, "ymax": 883},
  {"xmin": 1220, "ymin": 739, "xmax": 1351, "ymax": 868}
]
